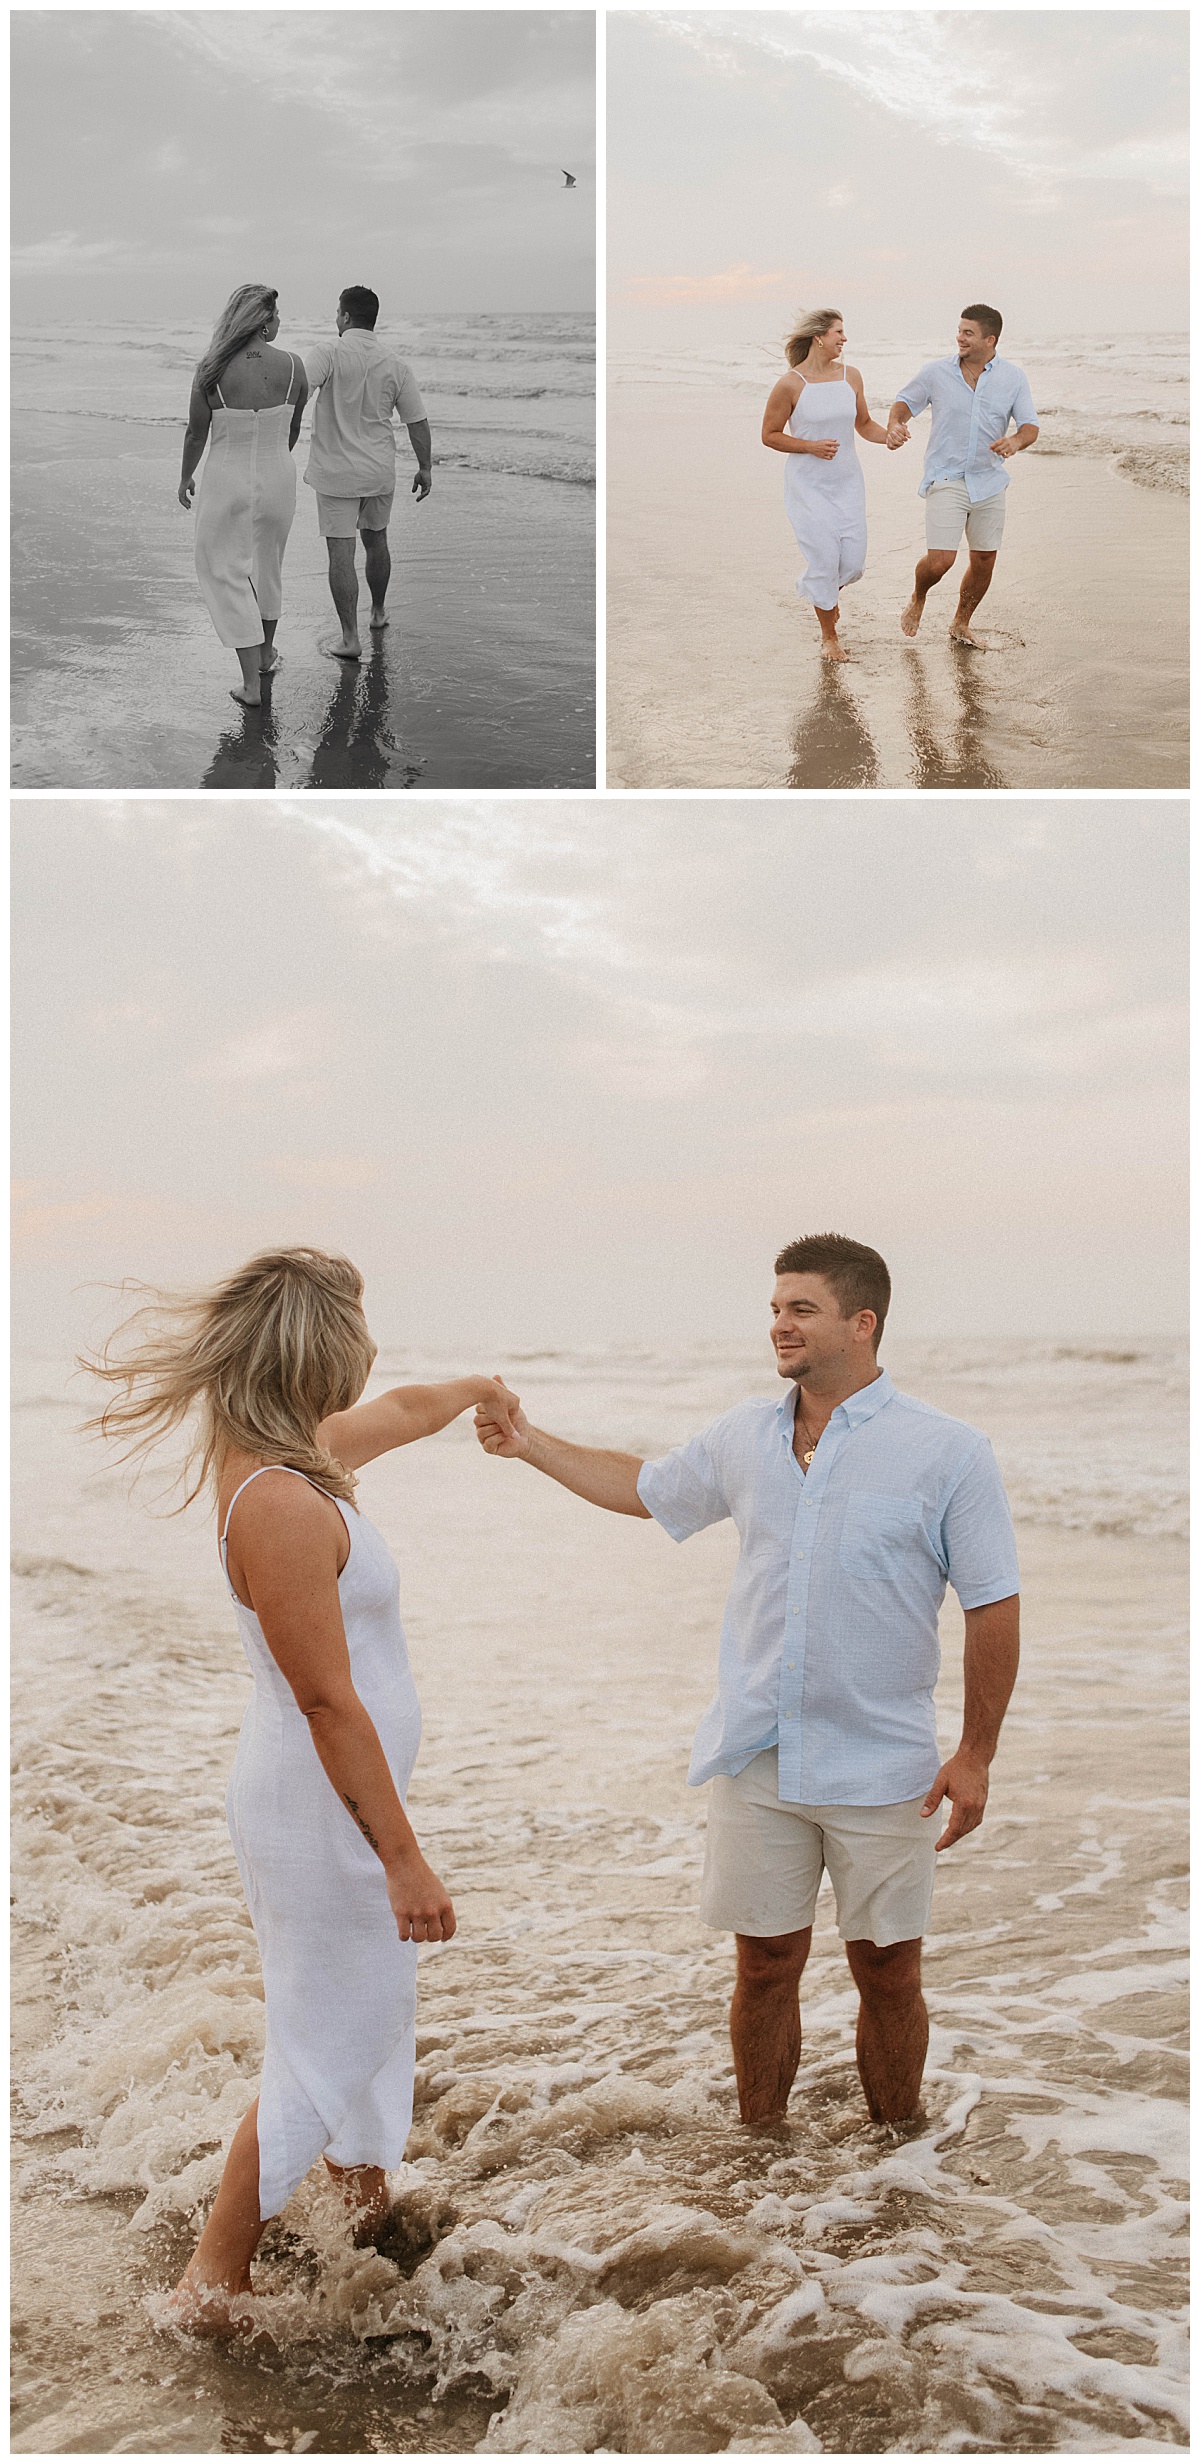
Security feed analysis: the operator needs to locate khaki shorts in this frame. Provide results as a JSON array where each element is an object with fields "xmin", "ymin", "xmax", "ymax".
[
  {"xmin": 316, "ymin": 489, "xmax": 396, "ymax": 539},
  {"xmin": 924, "ymin": 479, "xmax": 1006, "ymax": 553},
  {"xmin": 700, "ymin": 1748, "xmax": 936, "ymax": 1947}
]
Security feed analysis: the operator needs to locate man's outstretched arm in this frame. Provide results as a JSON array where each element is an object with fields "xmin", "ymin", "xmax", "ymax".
[
  {"xmin": 921, "ymin": 1594, "xmax": 1020, "ymax": 1851},
  {"xmin": 475, "ymin": 1382, "xmax": 650, "ymax": 1517}
]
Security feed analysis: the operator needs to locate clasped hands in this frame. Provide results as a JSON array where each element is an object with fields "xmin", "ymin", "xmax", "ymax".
[{"xmin": 474, "ymin": 1376, "xmax": 529, "ymax": 1457}]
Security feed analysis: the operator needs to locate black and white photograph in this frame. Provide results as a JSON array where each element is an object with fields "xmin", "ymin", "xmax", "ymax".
[{"xmin": 11, "ymin": 10, "xmax": 596, "ymax": 790}]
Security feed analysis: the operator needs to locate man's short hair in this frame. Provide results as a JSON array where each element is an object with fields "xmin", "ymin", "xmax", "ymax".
[
  {"xmin": 961, "ymin": 301, "xmax": 1002, "ymax": 342},
  {"xmin": 340, "ymin": 286, "xmax": 380, "ymax": 330},
  {"xmin": 773, "ymin": 1234, "xmax": 891, "ymax": 1348}
]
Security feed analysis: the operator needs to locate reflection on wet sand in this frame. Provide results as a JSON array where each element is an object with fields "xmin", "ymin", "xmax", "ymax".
[
  {"xmin": 200, "ymin": 638, "xmax": 425, "ymax": 791},
  {"xmin": 904, "ymin": 641, "xmax": 1009, "ymax": 789},
  {"xmin": 787, "ymin": 663, "xmax": 881, "ymax": 788}
]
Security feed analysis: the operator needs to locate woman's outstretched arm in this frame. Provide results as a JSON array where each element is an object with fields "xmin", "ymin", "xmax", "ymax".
[
  {"xmin": 288, "ymin": 368, "xmax": 309, "ymax": 453},
  {"xmin": 179, "ymin": 373, "xmax": 212, "ymax": 505},
  {"xmin": 320, "ymin": 1375, "xmax": 520, "ymax": 1470},
  {"xmin": 229, "ymin": 1471, "xmax": 455, "ymax": 1941},
  {"xmin": 848, "ymin": 367, "xmax": 889, "ymax": 445}
]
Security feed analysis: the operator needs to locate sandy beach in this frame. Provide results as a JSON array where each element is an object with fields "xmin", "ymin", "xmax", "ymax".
[
  {"xmin": 607, "ymin": 382, "xmax": 1188, "ymax": 791},
  {"xmin": 12, "ymin": 1337, "xmax": 1187, "ymax": 2454},
  {"xmin": 12, "ymin": 410, "xmax": 594, "ymax": 793}
]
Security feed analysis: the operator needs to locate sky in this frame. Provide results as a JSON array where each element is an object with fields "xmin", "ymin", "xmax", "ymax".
[
  {"xmin": 12, "ymin": 801, "xmax": 1186, "ymax": 1356},
  {"xmin": 11, "ymin": 10, "xmax": 595, "ymax": 321},
  {"xmin": 608, "ymin": 10, "xmax": 1189, "ymax": 344}
]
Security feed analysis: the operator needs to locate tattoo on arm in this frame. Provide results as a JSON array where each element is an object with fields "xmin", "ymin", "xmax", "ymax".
[{"xmin": 343, "ymin": 1794, "xmax": 381, "ymax": 1853}]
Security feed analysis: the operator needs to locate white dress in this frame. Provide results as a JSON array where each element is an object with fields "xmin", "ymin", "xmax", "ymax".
[
  {"xmin": 782, "ymin": 375, "xmax": 868, "ymax": 612},
  {"xmin": 194, "ymin": 360, "xmax": 298, "ymax": 651},
  {"xmin": 220, "ymin": 1467, "xmax": 422, "ymax": 2221}
]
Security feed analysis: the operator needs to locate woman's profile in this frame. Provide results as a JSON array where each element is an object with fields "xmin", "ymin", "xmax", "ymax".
[
  {"xmin": 85, "ymin": 1246, "xmax": 519, "ymax": 2330},
  {"xmin": 179, "ymin": 285, "xmax": 308, "ymax": 707},
  {"xmin": 761, "ymin": 310, "xmax": 890, "ymax": 663}
]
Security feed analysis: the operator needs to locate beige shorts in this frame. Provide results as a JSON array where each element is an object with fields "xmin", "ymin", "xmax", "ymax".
[
  {"xmin": 700, "ymin": 1748, "xmax": 936, "ymax": 1947},
  {"xmin": 924, "ymin": 479, "xmax": 1006, "ymax": 553},
  {"xmin": 316, "ymin": 489, "xmax": 395, "ymax": 539}
]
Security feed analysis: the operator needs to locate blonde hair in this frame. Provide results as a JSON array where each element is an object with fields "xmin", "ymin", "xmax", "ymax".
[
  {"xmin": 82, "ymin": 1247, "xmax": 376, "ymax": 1509},
  {"xmin": 196, "ymin": 284, "xmax": 278, "ymax": 395},
  {"xmin": 784, "ymin": 308, "xmax": 843, "ymax": 369}
]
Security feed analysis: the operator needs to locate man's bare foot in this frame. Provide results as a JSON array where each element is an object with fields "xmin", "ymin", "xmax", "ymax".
[
  {"xmin": 163, "ymin": 2271, "xmax": 254, "ymax": 2338},
  {"xmin": 900, "ymin": 597, "xmax": 924, "ymax": 639},
  {"xmin": 323, "ymin": 635, "xmax": 361, "ymax": 661},
  {"xmin": 230, "ymin": 686, "xmax": 261, "ymax": 708},
  {"xmin": 259, "ymin": 654, "xmax": 281, "ymax": 676},
  {"xmin": 949, "ymin": 621, "xmax": 985, "ymax": 648},
  {"xmin": 820, "ymin": 638, "xmax": 849, "ymax": 662},
  {"xmin": 369, "ymin": 609, "xmax": 389, "ymax": 631}
]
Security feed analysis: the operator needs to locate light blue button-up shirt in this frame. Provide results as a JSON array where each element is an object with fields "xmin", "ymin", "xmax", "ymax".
[
  {"xmin": 637, "ymin": 1369, "xmax": 1019, "ymax": 1808},
  {"xmin": 896, "ymin": 354, "xmax": 1039, "ymax": 502}
]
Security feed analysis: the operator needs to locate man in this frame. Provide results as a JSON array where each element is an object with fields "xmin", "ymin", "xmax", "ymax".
[
  {"xmin": 303, "ymin": 286, "xmax": 433, "ymax": 660},
  {"xmin": 887, "ymin": 305, "xmax": 1039, "ymax": 648},
  {"xmin": 475, "ymin": 1234, "xmax": 1020, "ymax": 2133}
]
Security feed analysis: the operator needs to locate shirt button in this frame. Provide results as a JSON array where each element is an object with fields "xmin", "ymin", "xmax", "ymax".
[{"xmin": 787, "ymin": 1661, "xmax": 796, "ymax": 1671}]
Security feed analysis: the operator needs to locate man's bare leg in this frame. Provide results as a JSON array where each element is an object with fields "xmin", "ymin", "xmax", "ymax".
[
  {"xmin": 259, "ymin": 617, "xmax": 280, "ymax": 677},
  {"xmin": 949, "ymin": 549, "xmax": 997, "ymax": 647},
  {"xmin": 326, "ymin": 537, "xmax": 362, "ymax": 658},
  {"xmin": 231, "ymin": 645, "xmax": 263, "ymax": 707},
  {"xmin": 731, "ymin": 1928, "xmax": 812, "ymax": 2122},
  {"xmin": 363, "ymin": 527, "xmax": 392, "ymax": 629},
  {"xmin": 169, "ymin": 2099, "xmax": 264, "ymax": 2331},
  {"xmin": 815, "ymin": 604, "xmax": 848, "ymax": 663},
  {"xmin": 901, "ymin": 549, "xmax": 957, "ymax": 639},
  {"xmin": 845, "ymin": 1937, "xmax": 928, "ymax": 2123}
]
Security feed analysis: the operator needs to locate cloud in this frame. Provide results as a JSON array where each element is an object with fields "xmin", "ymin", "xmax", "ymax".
[
  {"xmin": 191, "ymin": 1008, "xmax": 331, "ymax": 1085},
  {"xmin": 11, "ymin": 230, "xmax": 136, "ymax": 269},
  {"xmin": 621, "ymin": 262, "xmax": 794, "ymax": 305}
]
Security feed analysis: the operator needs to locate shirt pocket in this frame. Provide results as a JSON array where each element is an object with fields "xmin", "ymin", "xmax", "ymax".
[{"xmin": 839, "ymin": 1490, "xmax": 926, "ymax": 1580}]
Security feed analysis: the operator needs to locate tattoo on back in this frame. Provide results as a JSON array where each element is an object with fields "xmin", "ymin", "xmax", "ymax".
[{"xmin": 343, "ymin": 1794, "xmax": 380, "ymax": 1853}]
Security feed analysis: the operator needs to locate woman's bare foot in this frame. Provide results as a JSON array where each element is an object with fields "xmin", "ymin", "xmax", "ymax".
[
  {"xmin": 230, "ymin": 685, "xmax": 261, "ymax": 707},
  {"xmin": 900, "ymin": 596, "xmax": 924, "ymax": 638},
  {"xmin": 369, "ymin": 609, "xmax": 389, "ymax": 631},
  {"xmin": 820, "ymin": 637, "xmax": 850, "ymax": 662},
  {"xmin": 259, "ymin": 654, "xmax": 281, "ymax": 677},
  {"xmin": 163, "ymin": 2266, "xmax": 255, "ymax": 2338},
  {"xmin": 949, "ymin": 620, "xmax": 985, "ymax": 648}
]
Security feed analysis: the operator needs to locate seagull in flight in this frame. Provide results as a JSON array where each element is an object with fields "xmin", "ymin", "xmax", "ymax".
[{"xmin": 561, "ymin": 169, "xmax": 576, "ymax": 187}]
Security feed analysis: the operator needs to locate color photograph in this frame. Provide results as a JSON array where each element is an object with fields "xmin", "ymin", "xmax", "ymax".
[
  {"xmin": 607, "ymin": 10, "xmax": 1188, "ymax": 790},
  {"xmin": 12, "ymin": 799, "xmax": 1186, "ymax": 2455},
  {"xmin": 11, "ymin": 11, "xmax": 596, "ymax": 791}
]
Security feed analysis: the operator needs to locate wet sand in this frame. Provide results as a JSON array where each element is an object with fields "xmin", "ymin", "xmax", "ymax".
[
  {"xmin": 11, "ymin": 412, "xmax": 595, "ymax": 790},
  {"xmin": 12, "ymin": 1367, "xmax": 1188, "ymax": 2454},
  {"xmin": 607, "ymin": 383, "xmax": 1188, "ymax": 790}
]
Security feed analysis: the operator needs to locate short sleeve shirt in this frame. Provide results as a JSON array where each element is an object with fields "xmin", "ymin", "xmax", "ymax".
[
  {"xmin": 303, "ymin": 329, "xmax": 427, "ymax": 498},
  {"xmin": 636, "ymin": 1369, "xmax": 1019, "ymax": 1806}
]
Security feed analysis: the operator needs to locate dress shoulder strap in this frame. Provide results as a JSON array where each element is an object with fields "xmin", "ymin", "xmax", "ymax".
[
  {"xmin": 214, "ymin": 378, "xmax": 227, "ymax": 408},
  {"xmin": 219, "ymin": 1462, "xmax": 322, "ymax": 1547},
  {"xmin": 286, "ymin": 353, "xmax": 296, "ymax": 400}
]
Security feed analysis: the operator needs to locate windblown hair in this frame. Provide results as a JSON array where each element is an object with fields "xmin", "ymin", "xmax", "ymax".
[
  {"xmin": 774, "ymin": 1233, "xmax": 891, "ymax": 1350},
  {"xmin": 961, "ymin": 301, "xmax": 1002, "ymax": 342},
  {"xmin": 196, "ymin": 284, "xmax": 279, "ymax": 394},
  {"xmin": 784, "ymin": 308, "xmax": 843, "ymax": 368},
  {"xmin": 82, "ymin": 1247, "xmax": 376, "ymax": 1509}
]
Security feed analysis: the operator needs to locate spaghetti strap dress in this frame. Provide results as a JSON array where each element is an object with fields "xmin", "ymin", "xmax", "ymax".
[
  {"xmin": 782, "ymin": 376, "xmax": 868, "ymax": 612},
  {"xmin": 220, "ymin": 1466, "xmax": 423, "ymax": 2220},
  {"xmin": 194, "ymin": 357, "xmax": 298, "ymax": 650}
]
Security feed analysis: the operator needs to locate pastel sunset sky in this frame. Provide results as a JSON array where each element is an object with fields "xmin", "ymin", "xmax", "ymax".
[
  {"xmin": 13, "ymin": 802, "xmax": 1186, "ymax": 1354},
  {"xmin": 609, "ymin": 10, "xmax": 1188, "ymax": 342}
]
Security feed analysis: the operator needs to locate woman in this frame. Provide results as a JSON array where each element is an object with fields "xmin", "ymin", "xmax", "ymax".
[
  {"xmin": 86, "ymin": 1246, "xmax": 519, "ymax": 2329},
  {"xmin": 762, "ymin": 309, "xmax": 889, "ymax": 662},
  {"xmin": 179, "ymin": 285, "xmax": 308, "ymax": 708}
]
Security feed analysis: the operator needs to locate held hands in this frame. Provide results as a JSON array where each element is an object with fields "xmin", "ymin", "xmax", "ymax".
[
  {"xmin": 386, "ymin": 1851, "xmax": 456, "ymax": 1943},
  {"xmin": 920, "ymin": 1749, "xmax": 989, "ymax": 1852},
  {"xmin": 178, "ymin": 478, "xmax": 196, "ymax": 507},
  {"xmin": 885, "ymin": 421, "xmax": 910, "ymax": 451},
  {"xmin": 412, "ymin": 468, "xmax": 433, "ymax": 500},
  {"xmin": 474, "ymin": 1377, "xmax": 530, "ymax": 1459}
]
